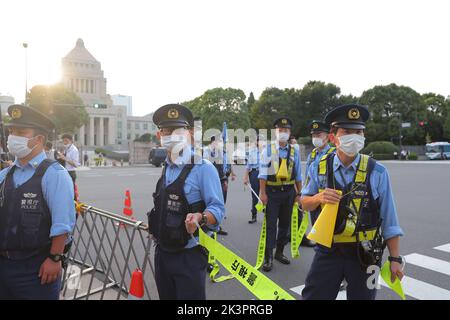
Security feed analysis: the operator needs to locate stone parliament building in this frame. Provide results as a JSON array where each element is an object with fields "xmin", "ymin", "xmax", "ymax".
[{"xmin": 61, "ymin": 39, "xmax": 157, "ymax": 150}]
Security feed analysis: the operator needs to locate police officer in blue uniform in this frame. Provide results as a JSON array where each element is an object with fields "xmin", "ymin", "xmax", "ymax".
[
  {"xmin": 305, "ymin": 120, "xmax": 335, "ymax": 226},
  {"xmin": 301, "ymin": 104, "xmax": 405, "ymax": 300},
  {"xmin": 0, "ymin": 105, "xmax": 76, "ymax": 300},
  {"xmin": 244, "ymin": 134, "xmax": 265, "ymax": 224},
  {"xmin": 259, "ymin": 117, "xmax": 302, "ymax": 272},
  {"xmin": 148, "ymin": 104, "xmax": 225, "ymax": 300}
]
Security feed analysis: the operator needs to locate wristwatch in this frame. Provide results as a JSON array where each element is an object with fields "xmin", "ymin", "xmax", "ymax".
[
  {"xmin": 388, "ymin": 256, "xmax": 403, "ymax": 265},
  {"xmin": 48, "ymin": 253, "xmax": 64, "ymax": 262},
  {"xmin": 199, "ymin": 213, "xmax": 208, "ymax": 227}
]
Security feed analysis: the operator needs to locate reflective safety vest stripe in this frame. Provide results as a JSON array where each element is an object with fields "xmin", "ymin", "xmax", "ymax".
[
  {"xmin": 310, "ymin": 146, "xmax": 335, "ymax": 163},
  {"xmin": 267, "ymin": 143, "xmax": 296, "ymax": 186},
  {"xmin": 318, "ymin": 153, "xmax": 376, "ymax": 243}
]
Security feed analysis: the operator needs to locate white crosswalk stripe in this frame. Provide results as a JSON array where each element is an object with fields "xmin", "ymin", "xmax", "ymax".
[
  {"xmin": 290, "ymin": 243, "xmax": 450, "ymax": 300},
  {"xmin": 434, "ymin": 243, "xmax": 450, "ymax": 253},
  {"xmin": 405, "ymin": 253, "xmax": 450, "ymax": 276},
  {"xmin": 379, "ymin": 276, "xmax": 450, "ymax": 300}
]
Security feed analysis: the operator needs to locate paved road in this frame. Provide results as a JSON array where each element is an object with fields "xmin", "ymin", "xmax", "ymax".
[{"xmin": 75, "ymin": 161, "xmax": 450, "ymax": 300}]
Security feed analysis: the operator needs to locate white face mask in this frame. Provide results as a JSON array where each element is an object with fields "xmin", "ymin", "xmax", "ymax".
[
  {"xmin": 161, "ymin": 134, "xmax": 188, "ymax": 151},
  {"xmin": 312, "ymin": 137, "xmax": 325, "ymax": 148},
  {"xmin": 277, "ymin": 132, "xmax": 290, "ymax": 143},
  {"xmin": 7, "ymin": 135, "xmax": 37, "ymax": 159},
  {"xmin": 338, "ymin": 134, "xmax": 365, "ymax": 156}
]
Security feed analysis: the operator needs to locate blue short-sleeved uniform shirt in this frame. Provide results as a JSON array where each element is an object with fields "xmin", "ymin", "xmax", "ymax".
[
  {"xmin": 301, "ymin": 153, "xmax": 404, "ymax": 240},
  {"xmin": 163, "ymin": 147, "xmax": 225, "ymax": 248},
  {"xmin": 305, "ymin": 144, "xmax": 334, "ymax": 174},
  {"xmin": 246, "ymin": 147, "xmax": 260, "ymax": 170},
  {"xmin": 0, "ymin": 151, "xmax": 76, "ymax": 238}
]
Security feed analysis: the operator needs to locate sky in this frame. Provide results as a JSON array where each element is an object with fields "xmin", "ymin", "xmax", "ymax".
[{"xmin": 1, "ymin": 0, "xmax": 450, "ymax": 116}]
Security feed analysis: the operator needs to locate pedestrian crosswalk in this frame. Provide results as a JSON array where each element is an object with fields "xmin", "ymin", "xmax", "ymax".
[{"xmin": 290, "ymin": 243, "xmax": 450, "ymax": 300}]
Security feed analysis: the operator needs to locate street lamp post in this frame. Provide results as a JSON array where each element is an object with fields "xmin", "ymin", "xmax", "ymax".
[{"xmin": 23, "ymin": 42, "xmax": 28, "ymax": 104}]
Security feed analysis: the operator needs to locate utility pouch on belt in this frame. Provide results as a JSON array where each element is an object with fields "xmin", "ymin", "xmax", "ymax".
[{"xmin": 356, "ymin": 218, "xmax": 385, "ymax": 268}]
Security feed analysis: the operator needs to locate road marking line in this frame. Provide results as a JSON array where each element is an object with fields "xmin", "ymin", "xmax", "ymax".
[
  {"xmin": 117, "ymin": 174, "xmax": 136, "ymax": 177},
  {"xmin": 434, "ymin": 243, "xmax": 450, "ymax": 253},
  {"xmin": 290, "ymin": 284, "xmax": 347, "ymax": 300},
  {"xmin": 290, "ymin": 284, "xmax": 304, "ymax": 296},
  {"xmin": 404, "ymin": 253, "xmax": 450, "ymax": 276},
  {"xmin": 379, "ymin": 275, "xmax": 450, "ymax": 300}
]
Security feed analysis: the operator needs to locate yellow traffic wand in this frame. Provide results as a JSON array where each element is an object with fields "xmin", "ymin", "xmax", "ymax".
[
  {"xmin": 276, "ymin": 158, "xmax": 289, "ymax": 179},
  {"xmin": 307, "ymin": 190, "xmax": 342, "ymax": 248}
]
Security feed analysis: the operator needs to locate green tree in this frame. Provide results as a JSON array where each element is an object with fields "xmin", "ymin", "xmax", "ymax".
[
  {"xmin": 444, "ymin": 111, "xmax": 450, "ymax": 141},
  {"xmin": 247, "ymin": 92, "xmax": 256, "ymax": 108},
  {"xmin": 135, "ymin": 133, "xmax": 157, "ymax": 143},
  {"xmin": 26, "ymin": 84, "xmax": 88, "ymax": 134},
  {"xmin": 184, "ymin": 87, "xmax": 250, "ymax": 131},
  {"xmin": 360, "ymin": 84, "xmax": 425, "ymax": 145}
]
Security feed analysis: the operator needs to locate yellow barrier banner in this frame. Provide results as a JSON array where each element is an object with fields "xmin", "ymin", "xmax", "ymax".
[
  {"xmin": 380, "ymin": 261, "xmax": 406, "ymax": 300},
  {"xmin": 290, "ymin": 203, "xmax": 309, "ymax": 259},
  {"xmin": 198, "ymin": 226, "xmax": 295, "ymax": 300}
]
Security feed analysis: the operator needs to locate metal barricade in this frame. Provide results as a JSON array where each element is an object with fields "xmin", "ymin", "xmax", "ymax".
[{"xmin": 61, "ymin": 204, "xmax": 157, "ymax": 300}]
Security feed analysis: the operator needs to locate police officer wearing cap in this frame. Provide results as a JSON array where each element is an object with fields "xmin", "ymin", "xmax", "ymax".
[
  {"xmin": 0, "ymin": 105, "xmax": 76, "ymax": 299},
  {"xmin": 243, "ymin": 134, "xmax": 265, "ymax": 224},
  {"xmin": 305, "ymin": 120, "xmax": 335, "ymax": 226},
  {"xmin": 259, "ymin": 117, "xmax": 302, "ymax": 272},
  {"xmin": 301, "ymin": 104, "xmax": 405, "ymax": 300},
  {"xmin": 148, "ymin": 104, "xmax": 225, "ymax": 300}
]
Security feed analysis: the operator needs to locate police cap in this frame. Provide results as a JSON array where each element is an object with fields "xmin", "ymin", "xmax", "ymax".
[
  {"xmin": 5, "ymin": 104, "xmax": 55, "ymax": 133},
  {"xmin": 310, "ymin": 120, "xmax": 330, "ymax": 134},
  {"xmin": 152, "ymin": 104, "xmax": 194, "ymax": 129},
  {"xmin": 324, "ymin": 104, "xmax": 370, "ymax": 130},
  {"xmin": 273, "ymin": 117, "xmax": 293, "ymax": 129}
]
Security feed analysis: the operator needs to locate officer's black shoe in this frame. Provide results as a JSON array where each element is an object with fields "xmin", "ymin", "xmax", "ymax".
[
  {"xmin": 217, "ymin": 227, "xmax": 228, "ymax": 236},
  {"xmin": 262, "ymin": 249, "xmax": 273, "ymax": 272},
  {"xmin": 300, "ymin": 237, "xmax": 316, "ymax": 247},
  {"xmin": 248, "ymin": 214, "xmax": 257, "ymax": 224},
  {"xmin": 274, "ymin": 245, "xmax": 290, "ymax": 265}
]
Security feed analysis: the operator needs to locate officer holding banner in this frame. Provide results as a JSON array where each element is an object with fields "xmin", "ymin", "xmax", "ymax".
[
  {"xmin": 301, "ymin": 104, "xmax": 405, "ymax": 300},
  {"xmin": 259, "ymin": 117, "xmax": 302, "ymax": 272},
  {"xmin": 0, "ymin": 105, "xmax": 76, "ymax": 300},
  {"xmin": 148, "ymin": 104, "xmax": 225, "ymax": 300},
  {"xmin": 304, "ymin": 120, "xmax": 335, "ymax": 226}
]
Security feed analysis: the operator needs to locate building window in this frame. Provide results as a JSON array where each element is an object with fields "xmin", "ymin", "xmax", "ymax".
[
  {"xmin": 118, "ymin": 132, "xmax": 122, "ymax": 139},
  {"xmin": 144, "ymin": 123, "xmax": 148, "ymax": 130},
  {"xmin": 135, "ymin": 134, "xmax": 140, "ymax": 139},
  {"xmin": 90, "ymin": 80, "xmax": 94, "ymax": 93},
  {"xmin": 118, "ymin": 121, "xmax": 122, "ymax": 129},
  {"xmin": 70, "ymin": 79, "xmax": 74, "ymax": 90},
  {"xmin": 127, "ymin": 134, "xmax": 131, "ymax": 140},
  {"xmin": 135, "ymin": 123, "xmax": 140, "ymax": 130},
  {"xmin": 127, "ymin": 123, "xmax": 131, "ymax": 130},
  {"xmin": 75, "ymin": 79, "xmax": 79, "ymax": 92},
  {"xmin": 85, "ymin": 79, "xmax": 89, "ymax": 93},
  {"xmin": 80, "ymin": 79, "xmax": 85, "ymax": 93}
]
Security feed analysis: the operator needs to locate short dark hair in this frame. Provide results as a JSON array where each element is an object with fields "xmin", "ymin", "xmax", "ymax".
[
  {"xmin": 45, "ymin": 141, "xmax": 53, "ymax": 149},
  {"xmin": 62, "ymin": 133, "xmax": 73, "ymax": 141}
]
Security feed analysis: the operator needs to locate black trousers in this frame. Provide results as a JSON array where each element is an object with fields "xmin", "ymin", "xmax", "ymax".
[
  {"xmin": 302, "ymin": 245, "xmax": 377, "ymax": 300},
  {"xmin": 265, "ymin": 186, "xmax": 296, "ymax": 250},
  {"xmin": 67, "ymin": 170, "xmax": 77, "ymax": 184},
  {"xmin": 154, "ymin": 245, "xmax": 208, "ymax": 300}
]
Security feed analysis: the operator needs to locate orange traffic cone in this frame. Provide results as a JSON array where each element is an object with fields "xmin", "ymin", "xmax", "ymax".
[
  {"xmin": 123, "ymin": 190, "xmax": 133, "ymax": 217},
  {"xmin": 128, "ymin": 269, "xmax": 144, "ymax": 300}
]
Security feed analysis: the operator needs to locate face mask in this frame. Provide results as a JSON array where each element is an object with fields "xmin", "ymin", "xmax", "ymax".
[
  {"xmin": 7, "ymin": 135, "xmax": 37, "ymax": 159},
  {"xmin": 161, "ymin": 134, "xmax": 188, "ymax": 150},
  {"xmin": 277, "ymin": 132, "xmax": 290, "ymax": 143},
  {"xmin": 312, "ymin": 137, "xmax": 325, "ymax": 148},
  {"xmin": 338, "ymin": 134, "xmax": 365, "ymax": 156}
]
